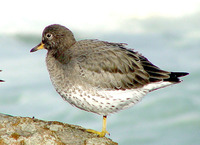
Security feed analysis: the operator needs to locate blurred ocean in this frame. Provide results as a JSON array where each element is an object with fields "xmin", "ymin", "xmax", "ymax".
[{"xmin": 0, "ymin": 21, "xmax": 200, "ymax": 145}]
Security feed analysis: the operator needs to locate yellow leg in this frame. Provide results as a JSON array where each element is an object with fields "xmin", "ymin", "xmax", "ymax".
[{"xmin": 87, "ymin": 115, "xmax": 110, "ymax": 137}]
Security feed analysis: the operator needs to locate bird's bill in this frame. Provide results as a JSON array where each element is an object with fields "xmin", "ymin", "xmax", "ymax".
[{"xmin": 30, "ymin": 42, "xmax": 44, "ymax": 52}]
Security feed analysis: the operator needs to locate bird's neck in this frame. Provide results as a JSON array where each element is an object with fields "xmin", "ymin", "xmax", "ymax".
[{"xmin": 48, "ymin": 48, "xmax": 72, "ymax": 64}]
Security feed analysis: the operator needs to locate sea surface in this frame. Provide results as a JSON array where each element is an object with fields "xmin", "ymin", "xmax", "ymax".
[{"xmin": 0, "ymin": 30, "xmax": 199, "ymax": 145}]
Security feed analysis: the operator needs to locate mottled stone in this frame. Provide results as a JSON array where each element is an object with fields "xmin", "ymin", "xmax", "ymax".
[{"xmin": 0, "ymin": 113, "xmax": 117, "ymax": 145}]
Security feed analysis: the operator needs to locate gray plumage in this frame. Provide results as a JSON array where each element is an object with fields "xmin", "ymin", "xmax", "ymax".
[{"xmin": 31, "ymin": 24, "xmax": 189, "ymax": 115}]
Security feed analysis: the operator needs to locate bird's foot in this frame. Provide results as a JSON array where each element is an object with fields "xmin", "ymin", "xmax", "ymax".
[{"xmin": 86, "ymin": 129, "xmax": 110, "ymax": 137}]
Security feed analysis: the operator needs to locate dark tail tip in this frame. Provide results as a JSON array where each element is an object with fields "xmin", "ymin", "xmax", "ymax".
[
  {"xmin": 164, "ymin": 72, "xmax": 189, "ymax": 82},
  {"xmin": 172, "ymin": 72, "xmax": 189, "ymax": 77}
]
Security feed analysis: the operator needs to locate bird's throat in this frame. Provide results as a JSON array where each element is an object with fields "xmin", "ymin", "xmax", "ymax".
[{"xmin": 50, "ymin": 49, "xmax": 71, "ymax": 64}]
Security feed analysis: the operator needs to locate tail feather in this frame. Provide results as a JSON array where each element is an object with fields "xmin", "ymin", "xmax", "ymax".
[
  {"xmin": 164, "ymin": 72, "xmax": 189, "ymax": 82},
  {"xmin": 146, "ymin": 72, "xmax": 189, "ymax": 92}
]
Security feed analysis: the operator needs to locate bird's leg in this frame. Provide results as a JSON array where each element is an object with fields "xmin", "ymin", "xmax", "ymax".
[
  {"xmin": 86, "ymin": 115, "xmax": 110, "ymax": 137},
  {"xmin": 101, "ymin": 115, "xmax": 110, "ymax": 136}
]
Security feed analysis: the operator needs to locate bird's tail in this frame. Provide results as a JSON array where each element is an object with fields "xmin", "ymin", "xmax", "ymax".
[
  {"xmin": 164, "ymin": 72, "xmax": 189, "ymax": 82},
  {"xmin": 146, "ymin": 72, "xmax": 189, "ymax": 92}
]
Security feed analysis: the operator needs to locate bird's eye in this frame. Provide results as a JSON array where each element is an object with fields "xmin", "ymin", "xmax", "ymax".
[{"xmin": 46, "ymin": 33, "xmax": 53, "ymax": 40}]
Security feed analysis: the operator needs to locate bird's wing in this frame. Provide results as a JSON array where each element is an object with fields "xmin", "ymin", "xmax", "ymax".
[{"xmin": 75, "ymin": 40, "xmax": 170, "ymax": 90}]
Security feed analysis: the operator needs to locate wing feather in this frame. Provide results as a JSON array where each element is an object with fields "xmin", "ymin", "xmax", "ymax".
[{"xmin": 73, "ymin": 40, "xmax": 171, "ymax": 90}]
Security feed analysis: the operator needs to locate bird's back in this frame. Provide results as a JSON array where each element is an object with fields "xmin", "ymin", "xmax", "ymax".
[{"xmin": 70, "ymin": 39, "xmax": 188, "ymax": 90}]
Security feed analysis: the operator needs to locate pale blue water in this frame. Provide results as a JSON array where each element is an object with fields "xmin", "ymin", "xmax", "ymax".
[{"xmin": 0, "ymin": 28, "xmax": 199, "ymax": 145}]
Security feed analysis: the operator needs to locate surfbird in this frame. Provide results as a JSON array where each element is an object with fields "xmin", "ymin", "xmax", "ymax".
[{"xmin": 30, "ymin": 24, "xmax": 189, "ymax": 137}]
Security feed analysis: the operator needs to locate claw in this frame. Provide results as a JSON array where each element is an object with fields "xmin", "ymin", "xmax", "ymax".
[
  {"xmin": 86, "ymin": 115, "xmax": 109, "ymax": 137},
  {"xmin": 86, "ymin": 129, "xmax": 110, "ymax": 137}
]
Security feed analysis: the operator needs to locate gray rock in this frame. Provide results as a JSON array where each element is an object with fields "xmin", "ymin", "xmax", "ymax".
[{"xmin": 0, "ymin": 113, "xmax": 117, "ymax": 145}]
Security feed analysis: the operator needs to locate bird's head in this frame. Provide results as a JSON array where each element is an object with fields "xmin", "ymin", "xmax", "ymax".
[{"xmin": 30, "ymin": 24, "xmax": 76, "ymax": 53}]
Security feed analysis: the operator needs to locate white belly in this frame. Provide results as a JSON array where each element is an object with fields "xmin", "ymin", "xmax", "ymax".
[{"xmin": 55, "ymin": 80, "xmax": 173, "ymax": 115}]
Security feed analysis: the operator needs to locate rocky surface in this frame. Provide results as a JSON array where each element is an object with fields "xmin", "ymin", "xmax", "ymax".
[{"xmin": 0, "ymin": 113, "xmax": 117, "ymax": 145}]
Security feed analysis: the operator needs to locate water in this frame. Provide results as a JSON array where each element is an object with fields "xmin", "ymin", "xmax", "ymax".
[{"xmin": 0, "ymin": 29, "xmax": 199, "ymax": 145}]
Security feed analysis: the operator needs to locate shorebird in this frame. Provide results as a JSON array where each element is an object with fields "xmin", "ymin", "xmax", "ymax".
[{"xmin": 30, "ymin": 24, "xmax": 189, "ymax": 137}]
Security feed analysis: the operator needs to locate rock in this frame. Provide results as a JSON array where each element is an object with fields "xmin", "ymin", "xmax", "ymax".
[{"xmin": 0, "ymin": 113, "xmax": 117, "ymax": 145}]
